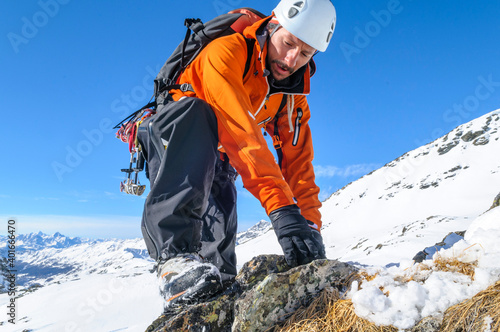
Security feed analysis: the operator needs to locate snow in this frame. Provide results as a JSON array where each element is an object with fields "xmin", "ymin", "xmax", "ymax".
[
  {"xmin": 0, "ymin": 272, "xmax": 162, "ymax": 332},
  {"xmin": 347, "ymin": 206, "xmax": 500, "ymax": 329},
  {"xmin": 235, "ymin": 207, "xmax": 500, "ymax": 330}
]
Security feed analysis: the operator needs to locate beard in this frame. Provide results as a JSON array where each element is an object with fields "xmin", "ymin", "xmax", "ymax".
[
  {"xmin": 271, "ymin": 59, "xmax": 294, "ymax": 79},
  {"xmin": 272, "ymin": 59, "xmax": 293, "ymax": 75}
]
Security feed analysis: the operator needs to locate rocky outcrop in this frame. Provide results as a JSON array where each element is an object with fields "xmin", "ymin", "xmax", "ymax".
[
  {"xmin": 145, "ymin": 255, "xmax": 358, "ymax": 332},
  {"xmin": 436, "ymin": 113, "xmax": 498, "ymax": 155},
  {"xmin": 233, "ymin": 259, "xmax": 357, "ymax": 331},
  {"xmin": 410, "ymin": 316, "xmax": 442, "ymax": 332},
  {"xmin": 490, "ymin": 191, "xmax": 500, "ymax": 210},
  {"xmin": 412, "ymin": 231, "xmax": 465, "ymax": 263}
]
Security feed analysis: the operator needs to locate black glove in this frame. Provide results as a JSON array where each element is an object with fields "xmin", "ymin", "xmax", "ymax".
[
  {"xmin": 308, "ymin": 224, "xmax": 326, "ymax": 259},
  {"xmin": 269, "ymin": 205, "xmax": 326, "ymax": 267}
]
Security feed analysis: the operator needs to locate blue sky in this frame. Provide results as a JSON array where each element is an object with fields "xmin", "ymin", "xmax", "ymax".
[{"xmin": 1, "ymin": 0, "xmax": 499, "ymax": 239}]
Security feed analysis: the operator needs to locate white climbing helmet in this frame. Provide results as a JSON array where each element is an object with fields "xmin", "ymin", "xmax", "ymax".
[{"xmin": 273, "ymin": 0, "xmax": 337, "ymax": 52}]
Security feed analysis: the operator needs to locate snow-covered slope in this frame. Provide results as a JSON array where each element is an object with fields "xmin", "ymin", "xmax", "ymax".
[
  {"xmin": 233, "ymin": 109, "xmax": 500, "ymax": 329},
  {"xmin": 348, "ymin": 206, "xmax": 500, "ymax": 329},
  {"xmin": 0, "ymin": 220, "xmax": 272, "ymax": 293},
  {"xmin": 236, "ymin": 110, "xmax": 500, "ymax": 267}
]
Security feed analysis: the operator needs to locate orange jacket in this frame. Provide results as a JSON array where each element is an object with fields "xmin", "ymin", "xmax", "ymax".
[{"xmin": 170, "ymin": 16, "xmax": 322, "ymax": 229}]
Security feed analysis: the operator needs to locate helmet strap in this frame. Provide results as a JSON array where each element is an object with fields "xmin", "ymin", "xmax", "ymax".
[{"xmin": 269, "ymin": 22, "xmax": 281, "ymax": 38}]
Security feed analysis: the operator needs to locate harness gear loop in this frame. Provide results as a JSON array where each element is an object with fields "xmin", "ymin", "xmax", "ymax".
[{"xmin": 116, "ymin": 108, "xmax": 155, "ymax": 196}]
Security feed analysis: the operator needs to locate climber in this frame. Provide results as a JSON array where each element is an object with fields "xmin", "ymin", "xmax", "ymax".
[{"xmin": 137, "ymin": 0, "xmax": 337, "ymax": 308}]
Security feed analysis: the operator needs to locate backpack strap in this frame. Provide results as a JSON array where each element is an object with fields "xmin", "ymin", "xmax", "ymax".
[
  {"xmin": 113, "ymin": 100, "xmax": 157, "ymax": 130},
  {"xmin": 157, "ymin": 37, "xmax": 256, "ymax": 98},
  {"xmin": 243, "ymin": 37, "xmax": 256, "ymax": 79},
  {"xmin": 272, "ymin": 94, "xmax": 289, "ymax": 169},
  {"xmin": 181, "ymin": 18, "xmax": 203, "ymax": 69}
]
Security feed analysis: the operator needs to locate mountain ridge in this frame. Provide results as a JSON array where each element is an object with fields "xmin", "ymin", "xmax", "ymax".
[{"xmin": 236, "ymin": 109, "xmax": 500, "ymax": 267}]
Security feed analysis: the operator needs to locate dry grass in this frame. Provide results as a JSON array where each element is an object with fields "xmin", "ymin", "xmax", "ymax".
[
  {"xmin": 397, "ymin": 250, "xmax": 479, "ymax": 285},
  {"xmin": 441, "ymin": 280, "xmax": 500, "ymax": 332},
  {"xmin": 358, "ymin": 271, "xmax": 378, "ymax": 283},
  {"xmin": 433, "ymin": 255, "xmax": 477, "ymax": 280},
  {"xmin": 275, "ymin": 287, "xmax": 340, "ymax": 331},
  {"xmin": 276, "ymin": 288, "xmax": 398, "ymax": 332}
]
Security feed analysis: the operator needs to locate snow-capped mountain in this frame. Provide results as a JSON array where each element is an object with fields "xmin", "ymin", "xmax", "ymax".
[
  {"xmin": 236, "ymin": 220, "xmax": 271, "ymax": 245},
  {"xmin": 236, "ymin": 109, "xmax": 500, "ymax": 267},
  {"xmin": 0, "ymin": 233, "xmax": 151, "ymax": 292},
  {"xmin": 14, "ymin": 231, "xmax": 85, "ymax": 250}
]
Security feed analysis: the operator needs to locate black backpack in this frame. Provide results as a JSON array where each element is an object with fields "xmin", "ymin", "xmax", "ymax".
[
  {"xmin": 154, "ymin": 8, "xmax": 266, "ymax": 99},
  {"xmin": 114, "ymin": 8, "xmax": 266, "ymax": 195}
]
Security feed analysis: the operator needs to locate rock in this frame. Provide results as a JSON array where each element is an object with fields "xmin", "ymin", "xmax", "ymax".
[
  {"xmin": 235, "ymin": 254, "xmax": 290, "ymax": 291},
  {"xmin": 411, "ymin": 316, "xmax": 442, "ymax": 332},
  {"xmin": 144, "ymin": 255, "xmax": 357, "ymax": 332},
  {"xmin": 461, "ymin": 130, "xmax": 484, "ymax": 142},
  {"xmin": 437, "ymin": 141, "xmax": 459, "ymax": 155},
  {"xmin": 232, "ymin": 259, "xmax": 358, "ymax": 332},
  {"xmin": 147, "ymin": 290, "xmax": 238, "ymax": 332},
  {"xmin": 412, "ymin": 231, "xmax": 465, "ymax": 262},
  {"xmin": 490, "ymin": 192, "xmax": 500, "ymax": 210},
  {"xmin": 472, "ymin": 136, "xmax": 489, "ymax": 145}
]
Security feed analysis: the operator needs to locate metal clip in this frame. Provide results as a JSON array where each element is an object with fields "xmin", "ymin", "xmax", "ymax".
[
  {"xmin": 120, "ymin": 151, "xmax": 146, "ymax": 196},
  {"xmin": 180, "ymin": 83, "xmax": 192, "ymax": 92}
]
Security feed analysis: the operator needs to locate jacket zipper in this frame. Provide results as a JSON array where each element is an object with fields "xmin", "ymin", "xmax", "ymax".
[
  {"xmin": 292, "ymin": 108, "xmax": 303, "ymax": 146},
  {"xmin": 258, "ymin": 116, "xmax": 272, "ymax": 126},
  {"xmin": 254, "ymin": 84, "xmax": 270, "ymax": 117}
]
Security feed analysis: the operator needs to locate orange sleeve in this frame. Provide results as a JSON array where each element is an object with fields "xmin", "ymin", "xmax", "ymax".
[
  {"xmin": 266, "ymin": 95, "xmax": 322, "ymax": 229},
  {"xmin": 194, "ymin": 35, "xmax": 296, "ymax": 215}
]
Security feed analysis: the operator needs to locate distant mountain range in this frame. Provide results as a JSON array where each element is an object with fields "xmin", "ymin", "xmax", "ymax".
[
  {"xmin": 0, "ymin": 220, "xmax": 272, "ymax": 293},
  {"xmin": 10, "ymin": 231, "xmax": 86, "ymax": 250},
  {"xmin": 0, "ymin": 233, "xmax": 145, "ymax": 293}
]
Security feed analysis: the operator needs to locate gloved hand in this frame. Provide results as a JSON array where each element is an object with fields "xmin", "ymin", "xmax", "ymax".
[
  {"xmin": 269, "ymin": 205, "xmax": 326, "ymax": 267},
  {"xmin": 308, "ymin": 222, "xmax": 326, "ymax": 259}
]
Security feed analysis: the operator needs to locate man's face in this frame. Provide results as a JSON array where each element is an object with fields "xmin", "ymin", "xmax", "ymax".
[{"xmin": 267, "ymin": 26, "xmax": 316, "ymax": 81}]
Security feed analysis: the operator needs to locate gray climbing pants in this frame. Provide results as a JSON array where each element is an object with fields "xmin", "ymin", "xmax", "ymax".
[{"xmin": 137, "ymin": 97, "xmax": 238, "ymax": 281}]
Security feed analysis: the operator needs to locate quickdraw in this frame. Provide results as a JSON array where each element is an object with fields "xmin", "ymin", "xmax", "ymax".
[{"xmin": 115, "ymin": 108, "xmax": 156, "ymax": 196}]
